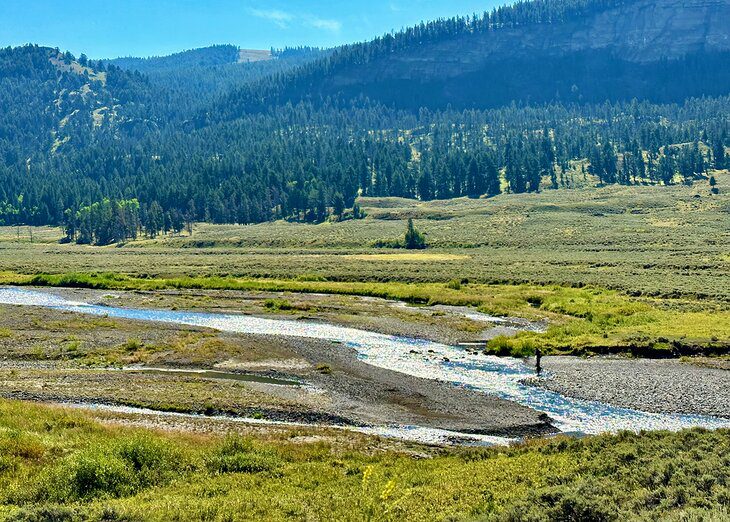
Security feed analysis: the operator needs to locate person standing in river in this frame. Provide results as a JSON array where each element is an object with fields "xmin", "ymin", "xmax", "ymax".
[{"xmin": 535, "ymin": 348, "xmax": 542, "ymax": 376}]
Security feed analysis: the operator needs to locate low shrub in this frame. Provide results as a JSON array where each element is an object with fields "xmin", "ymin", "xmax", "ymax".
[
  {"xmin": 264, "ymin": 298, "xmax": 294, "ymax": 311},
  {"xmin": 0, "ymin": 430, "xmax": 46, "ymax": 461},
  {"xmin": 503, "ymin": 479, "xmax": 620, "ymax": 521},
  {"xmin": 206, "ymin": 437, "xmax": 282, "ymax": 475},
  {"xmin": 484, "ymin": 336, "xmax": 537, "ymax": 358},
  {"xmin": 7, "ymin": 504, "xmax": 79, "ymax": 522},
  {"xmin": 316, "ymin": 363, "xmax": 333, "ymax": 374},
  {"xmin": 371, "ymin": 239, "xmax": 403, "ymax": 248},
  {"xmin": 123, "ymin": 338, "xmax": 143, "ymax": 352},
  {"xmin": 29, "ymin": 435, "xmax": 188, "ymax": 503},
  {"xmin": 296, "ymin": 273, "xmax": 327, "ymax": 282},
  {"xmin": 263, "ymin": 298, "xmax": 313, "ymax": 312},
  {"xmin": 484, "ymin": 336, "xmax": 513, "ymax": 356},
  {"xmin": 510, "ymin": 338, "xmax": 537, "ymax": 358},
  {"xmin": 445, "ymin": 279, "xmax": 462, "ymax": 290},
  {"xmin": 38, "ymin": 451, "xmax": 136, "ymax": 501}
]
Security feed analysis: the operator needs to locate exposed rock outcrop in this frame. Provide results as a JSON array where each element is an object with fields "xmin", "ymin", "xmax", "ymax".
[{"xmin": 313, "ymin": 0, "xmax": 730, "ymax": 107}]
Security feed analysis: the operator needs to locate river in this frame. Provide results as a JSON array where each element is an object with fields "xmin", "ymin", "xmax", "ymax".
[{"xmin": 1, "ymin": 286, "xmax": 727, "ymax": 440}]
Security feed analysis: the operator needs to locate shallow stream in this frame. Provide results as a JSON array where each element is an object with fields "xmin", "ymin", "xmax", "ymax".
[{"xmin": 1, "ymin": 286, "xmax": 728, "ymax": 440}]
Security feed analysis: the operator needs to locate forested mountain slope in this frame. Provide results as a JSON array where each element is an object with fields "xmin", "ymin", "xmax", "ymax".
[
  {"xmin": 0, "ymin": 45, "xmax": 152, "ymax": 167},
  {"xmin": 0, "ymin": 0, "xmax": 729, "ymax": 241},
  {"xmin": 107, "ymin": 45, "xmax": 243, "ymax": 73},
  {"xmin": 108, "ymin": 45, "xmax": 324, "ymax": 119},
  {"xmin": 230, "ymin": 0, "xmax": 730, "ymax": 111}
]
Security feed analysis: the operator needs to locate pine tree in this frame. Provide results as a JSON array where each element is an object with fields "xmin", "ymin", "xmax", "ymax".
[
  {"xmin": 145, "ymin": 201, "xmax": 164, "ymax": 238},
  {"xmin": 466, "ymin": 158, "xmax": 485, "ymax": 198},
  {"xmin": 417, "ymin": 170, "xmax": 434, "ymax": 201},
  {"xmin": 332, "ymin": 192, "xmax": 345, "ymax": 218},
  {"xmin": 713, "ymin": 139, "xmax": 726, "ymax": 170},
  {"xmin": 484, "ymin": 156, "xmax": 501, "ymax": 197},
  {"xmin": 352, "ymin": 202, "xmax": 365, "ymax": 219},
  {"xmin": 709, "ymin": 175, "xmax": 719, "ymax": 194},
  {"xmin": 658, "ymin": 154, "xmax": 676, "ymax": 185},
  {"xmin": 601, "ymin": 141, "xmax": 618, "ymax": 184},
  {"xmin": 404, "ymin": 218, "xmax": 426, "ymax": 249}
]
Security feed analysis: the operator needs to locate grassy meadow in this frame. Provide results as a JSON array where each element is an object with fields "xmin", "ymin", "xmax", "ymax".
[
  {"xmin": 0, "ymin": 179, "xmax": 728, "ymax": 355},
  {"xmin": 0, "ymin": 400, "xmax": 728, "ymax": 521},
  {"xmin": 1, "ymin": 179, "xmax": 727, "ymax": 300}
]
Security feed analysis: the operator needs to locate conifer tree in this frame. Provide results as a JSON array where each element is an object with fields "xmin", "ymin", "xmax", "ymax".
[{"xmin": 404, "ymin": 218, "xmax": 426, "ymax": 249}]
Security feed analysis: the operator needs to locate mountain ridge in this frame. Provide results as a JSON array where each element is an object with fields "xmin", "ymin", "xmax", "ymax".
[{"xmin": 230, "ymin": 0, "xmax": 730, "ymax": 111}]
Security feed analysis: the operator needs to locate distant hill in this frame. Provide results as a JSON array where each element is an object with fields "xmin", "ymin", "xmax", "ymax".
[
  {"xmin": 233, "ymin": 0, "xmax": 730, "ymax": 111},
  {"xmin": 106, "ymin": 45, "xmax": 241, "ymax": 73},
  {"xmin": 105, "ymin": 45, "xmax": 323, "ymax": 116},
  {"xmin": 0, "ymin": 45, "xmax": 152, "ymax": 159}
]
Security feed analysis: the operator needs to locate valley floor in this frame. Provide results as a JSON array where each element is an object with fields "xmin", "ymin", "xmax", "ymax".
[
  {"xmin": 1, "ymin": 286, "xmax": 727, "ymax": 429},
  {"xmin": 0, "ymin": 286, "xmax": 728, "ymax": 520},
  {"xmin": 0, "ymin": 183, "xmax": 727, "ymax": 519}
]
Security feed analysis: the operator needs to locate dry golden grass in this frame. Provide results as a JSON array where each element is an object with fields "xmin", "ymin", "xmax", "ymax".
[{"xmin": 344, "ymin": 253, "xmax": 470, "ymax": 261}]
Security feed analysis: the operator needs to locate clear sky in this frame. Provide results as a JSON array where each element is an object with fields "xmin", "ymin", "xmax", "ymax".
[{"xmin": 1, "ymin": 0, "xmax": 503, "ymax": 59}]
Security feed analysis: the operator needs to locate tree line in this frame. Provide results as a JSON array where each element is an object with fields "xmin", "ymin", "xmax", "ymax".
[
  {"xmin": 62, "ymin": 198, "xmax": 193, "ymax": 245},
  {"xmin": 1, "ymin": 96, "xmax": 727, "ymax": 229},
  {"xmin": 0, "ymin": 45, "xmax": 728, "ymax": 238}
]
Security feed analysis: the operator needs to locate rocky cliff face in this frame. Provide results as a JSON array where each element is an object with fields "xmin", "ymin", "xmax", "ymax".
[
  {"xmin": 572, "ymin": 0, "xmax": 729, "ymax": 61},
  {"xmin": 312, "ymin": 0, "xmax": 730, "ymax": 108},
  {"xmin": 334, "ymin": 0, "xmax": 730, "ymax": 85}
]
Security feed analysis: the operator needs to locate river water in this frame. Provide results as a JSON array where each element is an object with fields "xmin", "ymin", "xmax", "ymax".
[{"xmin": 1, "ymin": 286, "xmax": 728, "ymax": 439}]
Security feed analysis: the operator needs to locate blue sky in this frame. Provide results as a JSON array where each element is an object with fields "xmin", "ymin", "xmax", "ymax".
[{"xmin": 1, "ymin": 0, "xmax": 502, "ymax": 59}]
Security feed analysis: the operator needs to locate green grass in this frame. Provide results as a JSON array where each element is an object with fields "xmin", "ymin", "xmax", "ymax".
[
  {"xmin": 263, "ymin": 298, "xmax": 314, "ymax": 313},
  {"xmin": 0, "ymin": 400, "xmax": 728, "ymax": 521},
  {"xmin": 2, "ymin": 272, "xmax": 727, "ymax": 355},
  {"xmin": 1, "ymin": 180, "xmax": 728, "ymax": 301}
]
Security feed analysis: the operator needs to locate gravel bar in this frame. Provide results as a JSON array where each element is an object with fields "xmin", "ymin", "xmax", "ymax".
[{"xmin": 529, "ymin": 356, "xmax": 730, "ymax": 418}]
